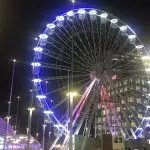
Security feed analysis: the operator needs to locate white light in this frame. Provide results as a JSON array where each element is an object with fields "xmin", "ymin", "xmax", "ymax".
[
  {"xmin": 56, "ymin": 16, "xmax": 65, "ymax": 21},
  {"xmin": 136, "ymin": 45, "xmax": 144, "ymax": 49},
  {"xmin": 13, "ymin": 59, "xmax": 16, "ymax": 62},
  {"xmin": 67, "ymin": 91, "xmax": 78, "ymax": 97},
  {"xmin": 111, "ymin": 18, "xmax": 118, "ymax": 24},
  {"xmin": 100, "ymin": 13, "xmax": 108, "ymax": 19},
  {"xmin": 89, "ymin": 10, "xmax": 97, "ymax": 15},
  {"xmin": 146, "ymin": 124, "xmax": 150, "ymax": 127},
  {"xmin": 47, "ymin": 23, "xmax": 56, "ymax": 29},
  {"xmin": 146, "ymin": 106, "xmax": 150, "ymax": 109},
  {"xmin": 136, "ymin": 128, "xmax": 143, "ymax": 131},
  {"xmin": 71, "ymin": 0, "xmax": 75, "ymax": 3},
  {"xmin": 28, "ymin": 107, "xmax": 35, "ymax": 111},
  {"xmin": 54, "ymin": 124, "xmax": 64, "ymax": 128},
  {"xmin": 32, "ymin": 78, "xmax": 42, "ymax": 83},
  {"xmin": 39, "ymin": 34, "xmax": 48, "ymax": 39},
  {"xmin": 44, "ymin": 110, "xmax": 54, "ymax": 114},
  {"xmin": 19, "ymin": 136, "xmax": 27, "ymax": 139},
  {"xmin": 148, "ymin": 93, "xmax": 150, "ymax": 96},
  {"xmin": 128, "ymin": 34, "xmax": 136, "ymax": 40},
  {"xmin": 31, "ymin": 62, "xmax": 41, "ymax": 67},
  {"xmin": 143, "ymin": 117, "xmax": 150, "ymax": 120},
  {"xmin": 67, "ymin": 10, "xmax": 74, "ymax": 17},
  {"xmin": 33, "ymin": 47, "xmax": 43, "ymax": 52},
  {"xmin": 146, "ymin": 68, "xmax": 150, "ymax": 72},
  {"xmin": 112, "ymin": 58, "xmax": 118, "ymax": 60},
  {"xmin": 36, "ymin": 95, "xmax": 46, "ymax": 99},
  {"xmin": 141, "ymin": 55, "xmax": 150, "ymax": 60},
  {"xmin": 148, "ymin": 81, "xmax": 150, "ymax": 84},
  {"xmin": 78, "ymin": 9, "xmax": 86, "ymax": 15},
  {"xmin": 12, "ymin": 139, "xmax": 21, "ymax": 144},
  {"xmin": 120, "ymin": 26, "xmax": 128, "ymax": 32}
]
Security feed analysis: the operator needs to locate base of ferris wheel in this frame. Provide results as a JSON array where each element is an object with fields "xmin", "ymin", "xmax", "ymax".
[
  {"xmin": 54, "ymin": 133, "xmax": 150, "ymax": 150},
  {"xmin": 58, "ymin": 131, "xmax": 150, "ymax": 150}
]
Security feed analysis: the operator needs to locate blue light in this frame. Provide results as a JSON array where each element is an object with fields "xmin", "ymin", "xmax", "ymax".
[
  {"xmin": 44, "ymin": 110, "xmax": 54, "ymax": 114},
  {"xmin": 78, "ymin": 9, "xmax": 86, "ymax": 15},
  {"xmin": 31, "ymin": 62, "xmax": 41, "ymax": 67},
  {"xmin": 47, "ymin": 23, "xmax": 56, "ymax": 29},
  {"xmin": 67, "ymin": 10, "xmax": 74, "ymax": 17},
  {"xmin": 56, "ymin": 16, "xmax": 65, "ymax": 21},
  {"xmin": 36, "ymin": 95, "xmax": 46, "ymax": 99},
  {"xmin": 33, "ymin": 47, "xmax": 43, "ymax": 52},
  {"xmin": 32, "ymin": 78, "xmax": 42, "ymax": 83},
  {"xmin": 39, "ymin": 34, "xmax": 48, "ymax": 39}
]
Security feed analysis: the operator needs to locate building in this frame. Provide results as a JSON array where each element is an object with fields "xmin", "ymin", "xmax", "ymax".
[{"xmin": 0, "ymin": 117, "xmax": 41, "ymax": 149}]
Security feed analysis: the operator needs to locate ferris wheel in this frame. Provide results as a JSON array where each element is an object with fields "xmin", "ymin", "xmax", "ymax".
[{"xmin": 32, "ymin": 8, "xmax": 150, "ymax": 149}]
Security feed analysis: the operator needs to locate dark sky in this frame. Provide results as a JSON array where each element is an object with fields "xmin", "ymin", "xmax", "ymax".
[{"xmin": 0, "ymin": 0, "xmax": 150, "ymax": 133}]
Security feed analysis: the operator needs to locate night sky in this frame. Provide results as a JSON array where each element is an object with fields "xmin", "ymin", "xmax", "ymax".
[{"xmin": 0, "ymin": 0, "xmax": 150, "ymax": 134}]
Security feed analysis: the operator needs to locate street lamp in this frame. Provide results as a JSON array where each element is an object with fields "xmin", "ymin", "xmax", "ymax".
[
  {"xmin": 27, "ymin": 107, "xmax": 35, "ymax": 150},
  {"xmin": 67, "ymin": 91, "xmax": 78, "ymax": 150},
  {"xmin": 4, "ymin": 59, "xmax": 16, "ymax": 150},
  {"xmin": 70, "ymin": 0, "xmax": 75, "ymax": 3},
  {"xmin": 42, "ymin": 124, "xmax": 47, "ymax": 150}
]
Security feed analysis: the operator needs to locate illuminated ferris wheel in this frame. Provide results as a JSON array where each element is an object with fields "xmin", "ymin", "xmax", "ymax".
[{"xmin": 32, "ymin": 8, "xmax": 150, "ymax": 149}]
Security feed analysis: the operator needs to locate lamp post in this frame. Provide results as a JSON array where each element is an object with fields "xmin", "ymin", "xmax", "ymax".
[
  {"xmin": 67, "ymin": 92, "xmax": 78, "ymax": 150},
  {"xmin": 42, "ymin": 124, "xmax": 47, "ymax": 150},
  {"xmin": 14, "ymin": 96, "xmax": 20, "ymax": 134},
  {"xmin": 42, "ymin": 110, "xmax": 53, "ymax": 149},
  {"xmin": 4, "ymin": 59, "xmax": 16, "ymax": 149},
  {"xmin": 27, "ymin": 107, "xmax": 35, "ymax": 150},
  {"xmin": 70, "ymin": 0, "xmax": 75, "ymax": 3}
]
